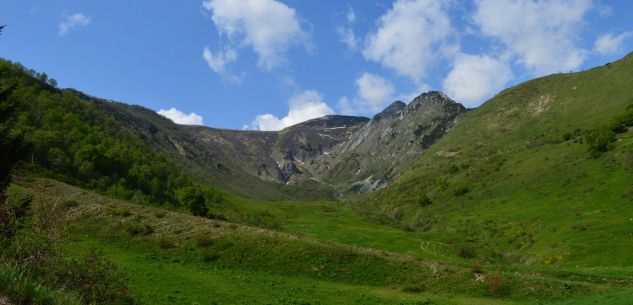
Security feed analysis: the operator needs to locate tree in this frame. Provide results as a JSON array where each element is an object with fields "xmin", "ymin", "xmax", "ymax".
[
  {"xmin": 178, "ymin": 186, "xmax": 208, "ymax": 217},
  {"xmin": 0, "ymin": 85, "xmax": 31, "ymax": 194}
]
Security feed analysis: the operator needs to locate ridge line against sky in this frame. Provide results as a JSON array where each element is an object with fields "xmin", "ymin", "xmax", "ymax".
[{"xmin": 1, "ymin": 0, "xmax": 632, "ymax": 130}]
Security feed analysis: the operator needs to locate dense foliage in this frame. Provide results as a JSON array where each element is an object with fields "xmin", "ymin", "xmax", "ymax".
[
  {"xmin": 0, "ymin": 85, "xmax": 30, "ymax": 194},
  {"xmin": 0, "ymin": 59, "xmax": 222, "ymax": 210}
]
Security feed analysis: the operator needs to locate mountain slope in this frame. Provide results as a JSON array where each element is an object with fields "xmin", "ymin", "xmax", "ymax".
[
  {"xmin": 321, "ymin": 92, "xmax": 467, "ymax": 192},
  {"xmin": 364, "ymin": 52, "xmax": 633, "ymax": 266},
  {"xmin": 1, "ymin": 58, "xmax": 466, "ymax": 200}
]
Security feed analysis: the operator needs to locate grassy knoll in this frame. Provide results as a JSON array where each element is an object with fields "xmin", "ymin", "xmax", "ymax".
[{"xmin": 9, "ymin": 178, "xmax": 622, "ymax": 305}]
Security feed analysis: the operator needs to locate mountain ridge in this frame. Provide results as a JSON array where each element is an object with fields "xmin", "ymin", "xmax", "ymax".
[{"xmin": 73, "ymin": 85, "xmax": 467, "ymax": 199}]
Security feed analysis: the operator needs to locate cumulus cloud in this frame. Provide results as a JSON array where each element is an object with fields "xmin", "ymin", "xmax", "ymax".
[
  {"xmin": 202, "ymin": 0, "xmax": 309, "ymax": 70},
  {"xmin": 594, "ymin": 32, "xmax": 632, "ymax": 56},
  {"xmin": 338, "ymin": 73, "xmax": 397, "ymax": 115},
  {"xmin": 363, "ymin": 0, "xmax": 456, "ymax": 82},
  {"xmin": 157, "ymin": 108, "xmax": 204, "ymax": 125},
  {"xmin": 202, "ymin": 46, "xmax": 237, "ymax": 74},
  {"xmin": 337, "ymin": 7, "xmax": 359, "ymax": 51},
  {"xmin": 250, "ymin": 90, "xmax": 334, "ymax": 131},
  {"xmin": 202, "ymin": 46, "xmax": 243, "ymax": 83},
  {"xmin": 443, "ymin": 53, "xmax": 512, "ymax": 107},
  {"xmin": 473, "ymin": 0, "xmax": 592, "ymax": 75},
  {"xmin": 58, "ymin": 13, "xmax": 91, "ymax": 36}
]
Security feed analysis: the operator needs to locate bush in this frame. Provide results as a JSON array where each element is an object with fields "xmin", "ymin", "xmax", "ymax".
[
  {"xmin": 195, "ymin": 234, "xmax": 214, "ymax": 248},
  {"xmin": 484, "ymin": 273, "xmax": 510, "ymax": 297},
  {"xmin": 200, "ymin": 248, "xmax": 219, "ymax": 262},
  {"xmin": 56, "ymin": 248, "xmax": 136, "ymax": 305},
  {"xmin": 562, "ymin": 132, "xmax": 572, "ymax": 141},
  {"xmin": 0, "ymin": 263, "xmax": 82, "ymax": 305},
  {"xmin": 112, "ymin": 208, "xmax": 132, "ymax": 217},
  {"xmin": 401, "ymin": 284, "xmax": 423, "ymax": 293},
  {"xmin": 586, "ymin": 128, "xmax": 616, "ymax": 157},
  {"xmin": 454, "ymin": 187, "xmax": 469, "ymax": 197},
  {"xmin": 457, "ymin": 246, "xmax": 476, "ymax": 259},
  {"xmin": 124, "ymin": 223, "xmax": 153, "ymax": 236},
  {"xmin": 418, "ymin": 194, "xmax": 432, "ymax": 207},
  {"xmin": 178, "ymin": 186, "xmax": 208, "ymax": 217},
  {"xmin": 157, "ymin": 237, "xmax": 176, "ymax": 249}
]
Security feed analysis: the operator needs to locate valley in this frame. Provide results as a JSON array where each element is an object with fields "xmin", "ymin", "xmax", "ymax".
[{"xmin": 2, "ymin": 37, "xmax": 633, "ymax": 305}]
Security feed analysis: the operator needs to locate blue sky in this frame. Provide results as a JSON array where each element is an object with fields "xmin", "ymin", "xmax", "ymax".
[{"xmin": 1, "ymin": 0, "xmax": 632, "ymax": 130}]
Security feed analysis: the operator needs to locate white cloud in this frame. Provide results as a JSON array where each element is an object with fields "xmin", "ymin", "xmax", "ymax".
[
  {"xmin": 202, "ymin": 46, "xmax": 237, "ymax": 74},
  {"xmin": 594, "ymin": 32, "xmax": 633, "ymax": 56},
  {"xmin": 338, "ymin": 27, "xmax": 359, "ymax": 51},
  {"xmin": 338, "ymin": 7, "xmax": 359, "ymax": 51},
  {"xmin": 250, "ymin": 90, "xmax": 334, "ymax": 131},
  {"xmin": 473, "ymin": 0, "xmax": 592, "ymax": 75},
  {"xmin": 356, "ymin": 73, "xmax": 395, "ymax": 112},
  {"xmin": 58, "ymin": 13, "xmax": 91, "ymax": 36},
  {"xmin": 338, "ymin": 73, "xmax": 434, "ymax": 115},
  {"xmin": 158, "ymin": 108, "xmax": 204, "ymax": 125},
  {"xmin": 363, "ymin": 0, "xmax": 455, "ymax": 82},
  {"xmin": 346, "ymin": 6, "xmax": 356, "ymax": 24},
  {"xmin": 202, "ymin": 46, "xmax": 243, "ymax": 83},
  {"xmin": 338, "ymin": 73, "xmax": 396, "ymax": 115},
  {"xmin": 202, "ymin": 0, "xmax": 309, "ymax": 70},
  {"xmin": 442, "ymin": 53, "xmax": 512, "ymax": 107}
]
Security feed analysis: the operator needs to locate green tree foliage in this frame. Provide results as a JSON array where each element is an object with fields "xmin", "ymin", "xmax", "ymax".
[
  {"xmin": 585, "ymin": 102, "xmax": 633, "ymax": 158},
  {"xmin": 0, "ymin": 85, "xmax": 30, "ymax": 194},
  {"xmin": 0, "ymin": 59, "xmax": 221, "ymax": 207},
  {"xmin": 178, "ymin": 186, "xmax": 209, "ymax": 217},
  {"xmin": 586, "ymin": 128, "xmax": 616, "ymax": 157}
]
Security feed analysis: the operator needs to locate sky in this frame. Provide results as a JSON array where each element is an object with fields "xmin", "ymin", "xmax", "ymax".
[{"xmin": 1, "ymin": 0, "xmax": 632, "ymax": 130}]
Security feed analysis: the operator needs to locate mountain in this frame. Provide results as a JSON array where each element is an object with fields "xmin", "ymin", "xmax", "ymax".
[
  {"xmin": 113, "ymin": 91, "xmax": 465, "ymax": 198},
  {"xmin": 363, "ymin": 51, "xmax": 633, "ymax": 266},
  {"xmin": 319, "ymin": 92, "xmax": 467, "ymax": 192},
  {"xmin": 7, "ymin": 66, "xmax": 463, "ymax": 200}
]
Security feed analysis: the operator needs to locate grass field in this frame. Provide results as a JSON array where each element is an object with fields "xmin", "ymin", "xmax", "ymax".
[{"xmin": 5, "ymin": 177, "xmax": 629, "ymax": 305}]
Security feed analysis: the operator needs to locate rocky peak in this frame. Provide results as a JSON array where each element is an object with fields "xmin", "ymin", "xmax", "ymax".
[
  {"xmin": 373, "ymin": 101, "xmax": 406, "ymax": 120},
  {"xmin": 405, "ymin": 91, "xmax": 466, "ymax": 115}
]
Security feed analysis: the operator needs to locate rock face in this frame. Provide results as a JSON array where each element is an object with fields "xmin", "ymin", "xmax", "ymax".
[
  {"xmin": 97, "ymin": 91, "xmax": 466, "ymax": 199},
  {"xmin": 317, "ymin": 91, "xmax": 467, "ymax": 192}
]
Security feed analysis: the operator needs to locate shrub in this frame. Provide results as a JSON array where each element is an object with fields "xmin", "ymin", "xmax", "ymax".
[
  {"xmin": 447, "ymin": 164, "xmax": 460, "ymax": 174},
  {"xmin": 401, "ymin": 284, "xmax": 423, "ymax": 293},
  {"xmin": 112, "ymin": 208, "xmax": 132, "ymax": 217},
  {"xmin": 586, "ymin": 128, "xmax": 616, "ymax": 157},
  {"xmin": 418, "ymin": 194, "xmax": 432, "ymax": 207},
  {"xmin": 124, "ymin": 223, "xmax": 153, "ymax": 236},
  {"xmin": 454, "ymin": 187, "xmax": 469, "ymax": 197},
  {"xmin": 484, "ymin": 273, "xmax": 510, "ymax": 297},
  {"xmin": 153, "ymin": 211, "xmax": 166, "ymax": 219},
  {"xmin": 178, "ymin": 186, "xmax": 208, "ymax": 217},
  {"xmin": 200, "ymin": 248, "xmax": 219, "ymax": 262},
  {"xmin": 0, "ymin": 263, "xmax": 82, "ymax": 305},
  {"xmin": 562, "ymin": 132, "xmax": 572, "ymax": 141},
  {"xmin": 157, "ymin": 237, "xmax": 176, "ymax": 249},
  {"xmin": 57, "ymin": 248, "xmax": 136, "ymax": 305},
  {"xmin": 457, "ymin": 246, "xmax": 476, "ymax": 259},
  {"xmin": 195, "ymin": 234, "xmax": 214, "ymax": 248}
]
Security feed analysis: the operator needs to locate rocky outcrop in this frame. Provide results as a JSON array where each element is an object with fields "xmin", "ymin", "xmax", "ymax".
[
  {"xmin": 319, "ymin": 91, "xmax": 467, "ymax": 192},
  {"xmin": 98, "ymin": 91, "xmax": 466, "ymax": 199}
]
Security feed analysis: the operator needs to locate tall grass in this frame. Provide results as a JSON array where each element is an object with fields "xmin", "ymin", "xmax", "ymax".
[{"xmin": 0, "ymin": 263, "xmax": 81, "ymax": 305}]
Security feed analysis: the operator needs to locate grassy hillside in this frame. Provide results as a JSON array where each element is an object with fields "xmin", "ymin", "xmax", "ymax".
[
  {"xmin": 7, "ymin": 177, "xmax": 626, "ymax": 305},
  {"xmin": 362, "ymin": 52, "xmax": 633, "ymax": 267}
]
